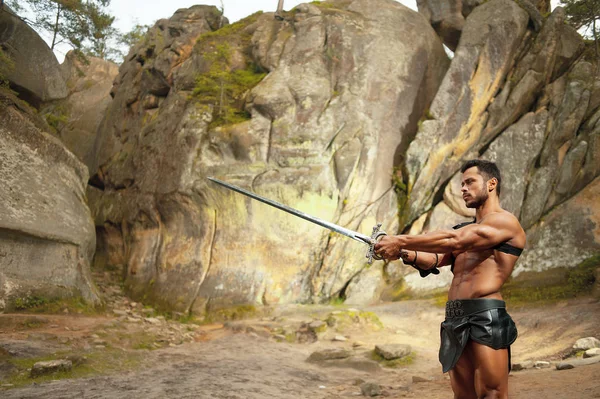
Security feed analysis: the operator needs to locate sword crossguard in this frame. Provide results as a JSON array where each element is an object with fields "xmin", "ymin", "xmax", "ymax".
[{"xmin": 366, "ymin": 223, "xmax": 387, "ymax": 264}]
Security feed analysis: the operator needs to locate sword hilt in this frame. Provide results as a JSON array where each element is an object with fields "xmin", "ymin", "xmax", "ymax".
[{"xmin": 366, "ymin": 223, "xmax": 387, "ymax": 264}]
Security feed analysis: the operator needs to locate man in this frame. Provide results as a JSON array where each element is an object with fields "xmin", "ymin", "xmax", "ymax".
[{"xmin": 374, "ymin": 159, "xmax": 526, "ymax": 399}]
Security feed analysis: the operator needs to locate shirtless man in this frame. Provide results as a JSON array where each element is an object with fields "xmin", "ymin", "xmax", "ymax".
[{"xmin": 374, "ymin": 159, "xmax": 526, "ymax": 399}]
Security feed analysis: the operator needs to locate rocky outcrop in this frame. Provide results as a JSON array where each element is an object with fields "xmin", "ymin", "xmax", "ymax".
[
  {"xmin": 406, "ymin": 0, "xmax": 529, "ymax": 223},
  {"xmin": 516, "ymin": 177, "xmax": 600, "ymax": 276},
  {"xmin": 41, "ymin": 51, "xmax": 118, "ymax": 166},
  {"xmin": 0, "ymin": 7, "xmax": 67, "ymax": 107},
  {"xmin": 88, "ymin": 0, "xmax": 449, "ymax": 312},
  {"xmin": 0, "ymin": 90, "xmax": 100, "ymax": 312},
  {"xmin": 417, "ymin": 0, "xmax": 549, "ymax": 51}
]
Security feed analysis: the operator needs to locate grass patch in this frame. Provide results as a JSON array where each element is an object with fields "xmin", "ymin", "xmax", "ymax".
[
  {"xmin": 370, "ymin": 350, "xmax": 415, "ymax": 368},
  {"xmin": 502, "ymin": 254, "xmax": 599, "ymax": 307},
  {"xmin": 19, "ymin": 316, "xmax": 49, "ymax": 329},
  {"xmin": 13, "ymin": 295, "xmax": 104, "ymax": 316},
  {"xmin": 3, "ymin": 349, "xmax": 144, "ymax": 389},
  {"xmin": 325, "ymin": 309, "xmax": 384, "ymax": 332},
  {"xmin": 329, "ymin": 296, "xmax": 346, "ymax": 306}
]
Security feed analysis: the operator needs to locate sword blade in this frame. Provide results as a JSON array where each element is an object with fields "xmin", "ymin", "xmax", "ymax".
[{"xmin": 207, "ymin": 177, "xmax": 373, "ymax": 245}]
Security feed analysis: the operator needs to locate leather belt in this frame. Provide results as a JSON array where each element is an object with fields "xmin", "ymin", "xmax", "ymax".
[{"xmin": 445, "ymin": 299, "xmax": 506, "ymax": 318}]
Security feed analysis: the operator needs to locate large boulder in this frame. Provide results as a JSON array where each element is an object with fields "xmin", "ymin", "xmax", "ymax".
[
  {"xmin": 0, "ymin": 90, "xmax": 100, "ymax": 312},
  {"xmin": 41, "ymin": 51, "xmax": 119, "ymax": 166},
  {"xmin": 406, "ymin": 0, "xmax": 529, "ymax": 224},
  {"xmin": 516, "ymin": 177, "xmax": 600, "ymax": 276},
  {"xmin": 416, "ymin": 0, "xmax": 547, "ymax": 51},
  {"xmin": 0, "ymin": 6, "xmax": 67, "ymax": 107},
  {"xmin": 88, "ymin": 0, "xmax": 449, "ymax": 313}
]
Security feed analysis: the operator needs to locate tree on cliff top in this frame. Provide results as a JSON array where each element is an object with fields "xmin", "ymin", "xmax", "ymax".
[
  {"xmin": 561, "ymin": 0, "xmax": 600, "ymax": 59},
  {"xmin": 6, "ymin": 0, "xmax": 115, "ymax": 57}
]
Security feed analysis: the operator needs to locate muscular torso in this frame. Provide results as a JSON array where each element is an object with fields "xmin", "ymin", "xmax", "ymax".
[{"xmin": 447, "ymin": 221, "xmax": 526, "ymax": 300}]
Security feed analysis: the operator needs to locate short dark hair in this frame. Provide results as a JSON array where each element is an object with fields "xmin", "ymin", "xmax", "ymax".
[{"xmin": 460, "ymin": 159, "xmax": 502, "ymax": 196}]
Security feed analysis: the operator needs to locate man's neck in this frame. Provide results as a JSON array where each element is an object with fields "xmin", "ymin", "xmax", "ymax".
[{"xmin": 475, "ymin": 195, "xmax": 501, "ymax": 222}]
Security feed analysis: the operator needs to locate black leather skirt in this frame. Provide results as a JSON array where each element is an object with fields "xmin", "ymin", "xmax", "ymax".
[{"xmin": 439, "ymin": 299, "xmax": 518, "ymax": 373}]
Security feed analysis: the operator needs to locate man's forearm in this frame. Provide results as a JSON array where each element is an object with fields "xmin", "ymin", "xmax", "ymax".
[
  {"xmin": 400, "ymin": 250, "xmax": 440, "ymax": 270},
  {"xmin": 395, "ymin": 230, "xmax": 458, "ymax": 253}
]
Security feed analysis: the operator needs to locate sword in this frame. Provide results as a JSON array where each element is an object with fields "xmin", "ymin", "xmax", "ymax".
[{"xmin": 207, "ymin": 177, "xmax": 387, "ymax": 264}]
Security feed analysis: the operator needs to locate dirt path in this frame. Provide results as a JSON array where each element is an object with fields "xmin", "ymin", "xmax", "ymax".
[{"xmin": 1, "ymin": 298, "xmax": 599, "ymax": 398}]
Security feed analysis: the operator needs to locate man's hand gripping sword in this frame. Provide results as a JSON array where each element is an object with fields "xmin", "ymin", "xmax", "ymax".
[{"xmin": 208, "ymin": 177, "xmax": 387, "ymax": 264}]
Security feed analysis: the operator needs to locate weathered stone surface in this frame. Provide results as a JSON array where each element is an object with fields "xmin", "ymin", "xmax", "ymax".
[
  {"xmin": 0, "ymin": 7, "xmax": 67, "ymax": 106},
  {"xmin": 88, "ymin": 1, "xmax": 449, "ymax": 311},
  {"xmin": 515, "ymin": 178, "xmax": 600, "ymax": 277},
  {"xmin": 406, "ymin": 0, "xmax": 528, "ymax": 223},
  {"xmin": 573, "ymin": 337, "xmax": 600, "ymax": 351},
  {"xmin": 521, "ymin": 61, "xmax": 595, "ymax": 228},
  {"xmin": 556, "ymin": 355, "xmax": 600, "ymax": 370},
  {"xmin": 484, "ymin": 110, "xmax": 548, "ymax": 217},
  {"xmin": 0, "ymin": 90, "xmax": 100, "ymax": 312},
  {"xmin": 41, "ymin": 51, "xmax": 118, "ymax": 166},
  {"xmin": 30, "ymin": 360, "xmax": 72, "ymax": 378},
  {"xmin": 344, "ymin": 264, "xmax": 386, "ymax": 306},
  {"xmin": 308, "ymin": 320, "xmax": 327, "ymax": 333},
  {"xmin": 375, "ymin": 344, "xmax": 411, "ymax": 360},
  {"xmin": 584, "ymin": 348, "xmax": 600, "ymax": 358},
  {"xmin": 307, "ymin": 348, "xmax": 352, "ymax": 362},
  {"xmin": 482, "ymin": 8, "xmax": 574, "ymax": 153}
]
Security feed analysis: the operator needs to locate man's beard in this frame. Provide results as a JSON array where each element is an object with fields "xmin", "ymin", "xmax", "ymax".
[{"xmin": 465, "ymin": 189, "xmax": 488, "ymax": 208}]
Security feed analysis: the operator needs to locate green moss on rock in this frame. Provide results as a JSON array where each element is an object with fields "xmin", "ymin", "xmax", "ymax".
[
  {"xmin": 502, "ymin": 254, "xmax": 600, "ymax": 307},
  {"xmin": 370, "ymin": 350, "xmax": 415, "ymax": 368},
  {"xmin": 193, "ymin": 12, "xmax": 267, "ymax": 128}
]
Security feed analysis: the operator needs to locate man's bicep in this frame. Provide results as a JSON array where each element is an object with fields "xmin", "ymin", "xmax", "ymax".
[{"xmin": 456, "ymin": 219, "xmax": 515, "ymax": 251}]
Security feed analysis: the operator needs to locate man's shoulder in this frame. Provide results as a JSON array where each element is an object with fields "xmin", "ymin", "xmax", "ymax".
[{"xmin": 480, "ymin": 210, "xmax": 523, "ymax": 231}]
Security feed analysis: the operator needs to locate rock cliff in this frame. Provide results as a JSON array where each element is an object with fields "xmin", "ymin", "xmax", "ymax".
[{"xmin": 87, "ymin": 0, "xmax": 449, "ymax": 312}]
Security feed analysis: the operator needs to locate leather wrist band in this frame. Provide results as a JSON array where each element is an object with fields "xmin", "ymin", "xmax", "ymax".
[{"xmin": 432, "ymin": 253, "xmax": 439, "ymax": 268}]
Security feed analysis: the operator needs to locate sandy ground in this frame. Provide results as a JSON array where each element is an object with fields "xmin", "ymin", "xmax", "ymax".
[{"xmin": 1, "ymin": 297, "xmax": 599, "ymax": 398}]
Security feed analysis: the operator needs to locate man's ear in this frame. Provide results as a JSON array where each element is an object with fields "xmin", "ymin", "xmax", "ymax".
[{"xmin": 488, "ymin": 177, "xmax": 498, "ymax": 192}]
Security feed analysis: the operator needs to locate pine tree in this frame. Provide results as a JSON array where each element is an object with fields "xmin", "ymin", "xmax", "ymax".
[
  {"xmin": 84, "ymin": 1, "xmax": 120, "ymax": 61},
  {"xmin": 560, "ymin": 0, "xmax": 600, "ymax": 59},
  {"xmin": 6, "ymin": 0, "xmax": 116, "ymax": 58}
]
